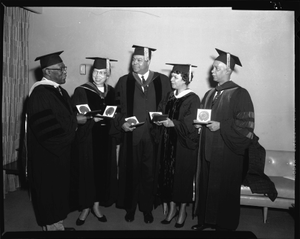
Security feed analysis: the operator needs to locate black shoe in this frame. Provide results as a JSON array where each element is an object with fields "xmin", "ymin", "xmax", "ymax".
[
  {"xmin": 143, "ymin": 212, "xmax": 154, "ymax": 224},
  {"xmin": 76, "ymin": 209, "xmax": 90, "ymax": 226},
  {"xmin": 91, "ymin": 210, "xmax": 107, "ymax": 222},
  {"xmin": 76, "ymin": 218, "xmax": 85, "ymax": 226},
  {"xmin": 64, "ymin": 227, "xmax": 76, "ymax": 231},
  {"xmin": 174, "ymin": 212, "xmax": 187, "ymax": 228},
  {"xmin": 191, "ymin": 224, "xmax": 214, "ymax": 231},
  {"xmin": 161, "ymin": 210, "xmax": 179, "ymax": 224},
  {"xmin": 125, "ymin": 211, "xmax": 135, "ymax": 222},
  {"xmin": 96, "ymin": 214, "xmax": 107, "ymax": 222}
]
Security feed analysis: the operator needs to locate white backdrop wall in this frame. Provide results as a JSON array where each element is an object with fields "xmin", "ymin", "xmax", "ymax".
[{"xmin": 28, "ymin": 7, "xmax": 295, "ymax": 151}]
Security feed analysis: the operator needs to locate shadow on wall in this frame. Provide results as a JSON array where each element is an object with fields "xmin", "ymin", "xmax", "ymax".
[
  {"xmin": 31, "ymin": 67, "xmax": 43, "ymax": 83},
  {"xmin": 207, "ymin": 65, "xmax": 217, "ymax": 89}
]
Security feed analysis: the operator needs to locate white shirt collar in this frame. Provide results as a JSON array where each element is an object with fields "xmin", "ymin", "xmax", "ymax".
[{"xmin": 138, "ymin": 71, "xmax": 150, "ymax": 81}]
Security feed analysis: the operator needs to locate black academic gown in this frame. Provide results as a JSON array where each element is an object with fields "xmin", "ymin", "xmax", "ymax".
[
  {"xmin": 194, "ymin": 81, "xmax": 255, "ymax": 230},
  {"xmin": 27, "ymin": 84, "xmax": 77, "ymax": 226},
  {"xmin": 114, "ymin": 71, "xmax": 171, "ymax": 210},
  {"xmin": 70, "ymin": 82, "xmax": 118, "ymax": 210}
]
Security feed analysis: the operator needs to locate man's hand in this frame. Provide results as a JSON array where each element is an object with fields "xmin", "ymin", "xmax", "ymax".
[
  {"xmin": 76, "ymin": 114, "xmax": 90, "ymax": 124},
  {"xmin": 194, "ymin": 124, "xmax": 202, "ymax": 129},
  {"xmin": 206, "ymin": 121, "xmax": 220, "ymax": 132}
]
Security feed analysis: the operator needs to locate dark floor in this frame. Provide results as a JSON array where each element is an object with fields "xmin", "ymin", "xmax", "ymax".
[{"xmin": 2, "ymin": 189, "xmax": 296, "ymax": 239}]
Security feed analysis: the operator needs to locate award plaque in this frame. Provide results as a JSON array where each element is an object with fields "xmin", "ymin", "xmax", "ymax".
[
  {"xmin": 195, "ymin": 109, "xmax": 211, "ymax": 124},
  {"xmin": 125, "ymin": 116, "xmax": 145, "ymax": 128},
  {"xmin": 76, "ymin": 104, "xmax": 91, "ymax": 114},
  {"xmin": 102, "ymin": 106, "xmax": 117, "ymax": 118},
  {"xmin": 152, "ymin": 114, "xmax": 168, "ymax": 122},
  {"xmin": 149, "ymin": 112, "xmax": 161, "ymax": 120},
  {"xmin": 76, "ymin": 104, "xmax": 117, "ymax": 118},
  {"xmin": 149, "ymin": 112, "xmax": 168, "ymax": 122}
]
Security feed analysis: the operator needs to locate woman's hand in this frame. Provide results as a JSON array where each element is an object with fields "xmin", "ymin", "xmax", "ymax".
[
  {"xmin": 154, "ymin": 121, "xmax": 162, "ymax": 126},
  {"xmin": 121, "ymin": 121, "xmax": 135, "ymax": 132},
  {"xmin": 161, "ymin": 118, "xmax": 174, "ymax": 127},
  {"xmin": 93, "ymin": 114, "xmax": 103, "ymax": 122}
]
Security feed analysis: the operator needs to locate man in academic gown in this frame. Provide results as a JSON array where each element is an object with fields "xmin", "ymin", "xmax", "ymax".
[
  {"xmin": 114, "ymin": 45, "xmax": 172, "ymax": 223},
  {"xmin": 192, "ymin": 49, "xmax": 255, "ymax": 231},
  {"xmin": 27, "ymin": 51, "xmax": 86, "ymax": 231}
]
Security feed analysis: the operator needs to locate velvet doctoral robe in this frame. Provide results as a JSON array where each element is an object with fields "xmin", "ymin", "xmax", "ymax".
[
  {"xmin": 114, "ymin": 71, "xmax": 171, "ymax": 209},
  {"xmin": 194, "ymin": 80, "xmax": 255, "ymax": 230},
  {"xmin": 157, "ymin": 90, "xmax": 200, "ymax": 203},
  {"xmin": 70, "ymin": 82, "xmax": 119, "ymax": 209},
  {"xmin": 27, "ymin": 84, "xmax": 77, "ymax": 226}
]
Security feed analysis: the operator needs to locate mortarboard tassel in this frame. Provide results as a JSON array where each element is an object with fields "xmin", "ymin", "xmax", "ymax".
[
  {"xmin": 106, "ymin": 59, "xmax": 110, "ymax": 74},
  {"xmin": 144, "ymin": 48, "xmax": 149, "ymax": 61},
  {"xmin": 227, "ymin": 53, "xmax": 231, "ymax": 69}
]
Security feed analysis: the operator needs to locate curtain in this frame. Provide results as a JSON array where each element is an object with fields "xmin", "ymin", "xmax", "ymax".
[{"xmin": 2, "ymin": 6, "xmax": 30, "ymax": 196}]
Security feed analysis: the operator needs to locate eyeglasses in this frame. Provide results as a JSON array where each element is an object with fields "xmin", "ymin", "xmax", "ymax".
[
  {"xmin": 46, "ymin": 66, "xmax": 67, "ymax": 72},
  {"xmin": 93, "ymin": 69, "xmax": 108, "ymax": 76}
]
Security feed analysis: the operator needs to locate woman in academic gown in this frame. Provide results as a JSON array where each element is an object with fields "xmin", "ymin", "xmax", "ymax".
[
  {"xmin": 155, "ymin": 63, "xmax": 200, "ymax": 228},
  {"xmin": 70, "ymin": 57, "xmax": 119, "ymax": 225}
]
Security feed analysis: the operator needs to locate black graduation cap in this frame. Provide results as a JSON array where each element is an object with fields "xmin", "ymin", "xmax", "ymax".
[
  {"xmin": 34, "ymin": 51, "xmax": 64, "ymax": 69},
  {"xmin": 166, "ymin": 63, "xmax": 197, "ymax": 82},
  {"xmin": 132, "ymin": 45, "xmax": 156, "ymax": 61},
  {"xmin": 215, "ymin": 48, "xmax": 242, "ymax": 70},
  {"xmin": 86, "ymin": 57, "xmax": 118, "ymax": 71}
]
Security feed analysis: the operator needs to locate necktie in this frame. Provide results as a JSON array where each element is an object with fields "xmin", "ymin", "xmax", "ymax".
[
  {"xmin": 57, "ymin": 86, "xmax": 62, "ymax": 95},
  {"xmin": 141, "ymin": 75, "xmax": 146, "ymax": 85},
  {"xmin": 212, "ymin": 90, "xmax": 221, "ymax": 106},
  {"xmin": 141, "ymin": 76, "xmax": 148, "ymax": 93}
]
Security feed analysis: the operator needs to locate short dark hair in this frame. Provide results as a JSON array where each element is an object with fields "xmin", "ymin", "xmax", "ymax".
[{"xmin": 172, "ymin": 70, "xmax": 193, "ymax": 85}]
